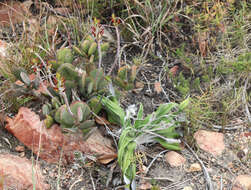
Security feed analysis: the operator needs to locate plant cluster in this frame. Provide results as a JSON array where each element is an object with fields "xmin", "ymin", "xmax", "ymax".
[
  {"xmin": 6, "ymin": 40, "xmax": 111, "ymax": 134},
  {"xmin": 100, "ymin": 96, "xmax": 189, "ymax": 187},
  {"xmin": 73, "ymin": 35, "xmax": 109, "ymax": 63},
  {"xmin": 1, "ymin": 0, "xmax": 250, "ymax": 189}
]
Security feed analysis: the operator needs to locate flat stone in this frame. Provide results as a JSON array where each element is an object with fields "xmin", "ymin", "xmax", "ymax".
[
  {"xmin": 194, "ymin": 130, "xmax": 225, "ymax": 156},
  {"xmin": 165, "ymin": 151, "xmax": 186, "ymax": 167},
  {"xmin": 188, "ymin": 163, "xmax": 202, "ymax": 172},
  {"xmin": 139, "ymin": 182, "xmax": 152, "ymax": 190},
  {"xmin": 183, "ymin": 186, "xmax": 193, "ymax": 190},
  {"xmin": 232, "ymin": 175, "xmax": 251, "ymax": 190},
  {"xmin": 0, "ymin": 154, "xmax": 49, "ymax": 189}
]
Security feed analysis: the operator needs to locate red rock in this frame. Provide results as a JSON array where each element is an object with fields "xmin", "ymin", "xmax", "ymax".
[
  {"xmin": 165, "ymin": 151, "xmax": 186, "ymax": 167},
  {"xmin": 242, "ymin": 132, "xmax": 251, "ymax": 138},
  {"xmin": 0, "ymin": 154, "xmax": 49, "ymax": 190},
  {"xmin": 5, "ymin": 107, "xmax": 117, "ymax": 164},
  {"xmin": 232, "ymin": 175, "xmax": 251, "ymax": 190},
  {"xmin": 194, "ymin": 130, "xmax": 225, "ymax": 156}
]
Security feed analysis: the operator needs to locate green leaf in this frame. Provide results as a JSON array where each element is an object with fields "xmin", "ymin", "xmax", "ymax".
[
  {"xmin": 122, "ymin": 141, "xmax": 136, "ymax": 177},
  {"xmin": 78, "ymin": 120, "xmax": 95, "ymax": 129},
  {"xmin": 77, "ymin": 106, "xmax": 83, "ymax": 122},
  {"xmin": 118, "ymin": 130, "xmax": 134, "ymax": 164},
  {"xmin": 136, "ymin": 103, "xmax": 144, "ymax": 120},
  {"xmin": 60, "ymin": 106, "xmax": 75, "ymax": 126},
  {"xmin": 99, "ymin": 96, "xmax": 125, "ymax": 126},
  {"xmin": 20, "ymin": 71, "xmax": 31, "ymax": 86},
  {"xmin": 150, "ymin": 116, "xmax": 174, "ymax": 126},
  {"xmin": 87, "ymin": 81, "xmax": 94, "ymax": 94},
  {"xmin": 157, "ymin": 139, "xmax": 181, "ymax": 150},
  {"xmin": 42, "ymin": 104, "xmax": 50, "ymax": 116},
  {"xmin": 134, "ymin": 114, "xmax": 151, "ymax": 129},
  {"xmin": 153, "ymin": 126, "xmax": 177, "ymax": 135},
  {"xmin": 155, "ymin": 103, "xmax": 177, "ymax": 118},
  {"xmin": 125, "ymin": 162, "xmax": 136, "ymax": 181},
  {"xmin": 179, "ymin": 98, "xmax": 190, "ymax": 110}
]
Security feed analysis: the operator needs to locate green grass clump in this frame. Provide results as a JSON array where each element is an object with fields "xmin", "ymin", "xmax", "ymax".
[{"xmin": 217, "ymin": 52, "xmax": 251, "ymax": 75}]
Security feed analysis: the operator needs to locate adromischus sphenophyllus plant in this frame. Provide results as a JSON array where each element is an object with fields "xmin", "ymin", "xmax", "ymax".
[{"xmin": 100, "ymin": 97, "xmax": 189, "ymax": 189}]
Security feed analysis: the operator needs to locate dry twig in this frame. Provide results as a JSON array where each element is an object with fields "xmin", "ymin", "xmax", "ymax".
[{"xmin": 183, "ymin": 140, "xmax": 214, "ymax": 190}]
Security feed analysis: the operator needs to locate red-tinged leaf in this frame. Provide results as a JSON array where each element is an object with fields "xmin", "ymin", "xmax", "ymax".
[
  {"xmin": 243, "ymin": 132, "xmax": 251, "ymax": 137},
  {"xmin": 197, "ymin": 32, "xmax": 208, "ymax": 57},
  {"xmin": 169, "ymin": 65, "xmax": 179, "ymax": 77}
]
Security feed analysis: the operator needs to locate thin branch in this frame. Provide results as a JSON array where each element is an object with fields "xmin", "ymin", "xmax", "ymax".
[
  {"xmin": 145, "ymin": 150, "xmax": 168, "ymax": 175},
  {"xmin": 183, "ymin": 140, "xmax": 213, "ymax": 190},
  {"xmin": 89, "ymin": 171, "xmax": 96, "ymax": 190},
  {"xmin": 108, "ymin": 26, "xmax": 121, "ymax": 75}
]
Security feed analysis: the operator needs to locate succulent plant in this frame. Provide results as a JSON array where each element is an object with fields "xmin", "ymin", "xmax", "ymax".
[
  {"xmin": 57, "ymin": 48, "xmax": 73, "ymax": 63},
  {"xmin": 10, "ymin": 44, "xmax": 111, "ymax": 134},
  {"xmin": 54, "ymin": 101, "xmax": 95, "ymax": 134},
  {"xmin": 113, "ymin": 65, "xmax": 137, "ymax": 90},
  {"xmin": 88, "ymin": 97, "xmax": 102, "ymax": 114},
  {"xmin": 50, "ymin": 48, "xmax": 74, "ymax": 70},
  {"xmin": 73, "ymin": 35, "xmax": 109, "ymax": 62},
  {"xmin": 56, "ymin": 63, "xmax": 80, "ymax": 81},
  {"xmin": 12, "ymin": 68, "xmax": 40, "ymax": 90},
  {"xmin": 78, "ymin": 67, "xmax": 109, "ymax": 99},
  {"xmin": 42, "ymin": 60, "xmax": 108, "ymax": 115}
]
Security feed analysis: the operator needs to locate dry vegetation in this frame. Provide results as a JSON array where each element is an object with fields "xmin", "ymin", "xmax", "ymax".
[{"xmin": 0, "ymin": 0, "xmax": 250, "ymax": 189}]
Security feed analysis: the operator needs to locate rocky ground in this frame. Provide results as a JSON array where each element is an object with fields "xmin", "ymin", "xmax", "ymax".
[{"xmin": 0, "ymin": 1, "xmax": 250, "ymax": 190}]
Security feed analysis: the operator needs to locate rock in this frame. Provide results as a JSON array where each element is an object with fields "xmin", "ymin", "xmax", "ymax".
[
  {"xmin": 194, "ymin": 130, "xmax": 225, "ymax": 156},
  {"xmin": 183, "ymin": 186, "xmax": 193, "ymax": 190},
  {"xmin": 133, "ymin": 81, "xmax": 144, "ymax": 93},
  {"xmin": 232, "ymin": 175, "xmax": 251, "ymax": 190},
  {"xmin": 139, "ymin": 182, "xmax": 152, "ymax": 190},
  {"xmin": 165, "ymin": 151, "xmax": 186, "ymax": 167},
  {"xmin": 188, "ymin": 163, "xmax": 202, "ymax": 172},
  {"xmin": 5, "ymin": 107, "xmax": 117, "ymax": 164},
  {"xmin": 241, "ymin": 132, "xmax": 251, "ymax": 138},
  {"xmin": 0, "ymin": 153, "xmax": 49, "ymax": 190}
]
